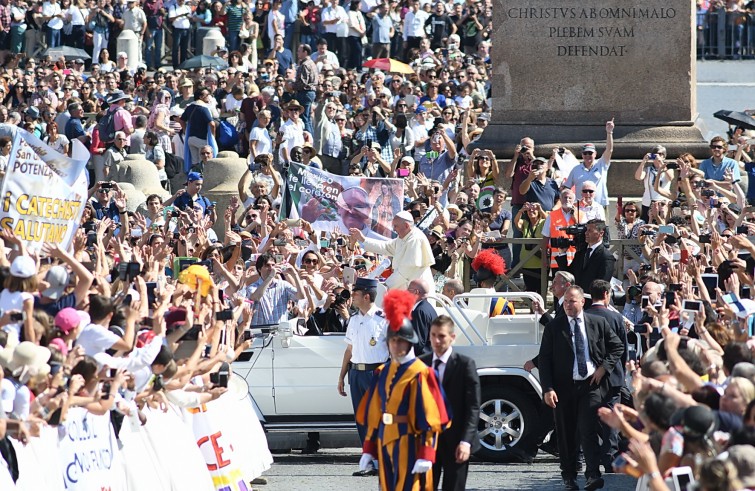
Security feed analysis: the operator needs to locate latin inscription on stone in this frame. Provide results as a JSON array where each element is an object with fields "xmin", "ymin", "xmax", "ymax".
[{"xmin": 490, "ymin": 0, "xmax": 694, "ymax": 124}]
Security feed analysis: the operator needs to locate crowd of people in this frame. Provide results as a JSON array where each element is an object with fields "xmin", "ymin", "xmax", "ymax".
[{"xmin": 0, "ymin": 0, "xmax": 753, "ymax": 490}]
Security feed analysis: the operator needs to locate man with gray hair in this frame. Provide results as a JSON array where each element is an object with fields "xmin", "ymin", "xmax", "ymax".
[
  {"xmin": 441, "ymin": 279, "xmax": 464, "ymax": 300},
  {"xmin": 408, "ymin": 277, "xmax": 437, "ymax": 355}
]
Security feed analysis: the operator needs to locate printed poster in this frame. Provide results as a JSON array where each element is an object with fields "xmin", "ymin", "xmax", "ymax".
[{"xmin": 282, "ymin": 162, "xmax": 404, "ymax": 239}]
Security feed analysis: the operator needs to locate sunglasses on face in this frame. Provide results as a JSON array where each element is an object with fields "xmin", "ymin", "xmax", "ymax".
[
  {"xmin": 624, "ymin": 208, "xmax": 637, "ymax": 213},
  {"xmin": 582, "ymin": 189, "xmax": 595, "ymax": 194},
  {"xmin": 710, "ymin": 145, "xmax": 725, "ymax": 149}
]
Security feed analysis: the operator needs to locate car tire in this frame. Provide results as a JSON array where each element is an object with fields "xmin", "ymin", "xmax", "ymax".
[{"xmin": 474, "ymin": 385, "xmax": 538, "ymax": 463}]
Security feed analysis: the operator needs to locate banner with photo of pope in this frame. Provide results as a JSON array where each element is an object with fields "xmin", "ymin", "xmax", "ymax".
[{"xmin": 282, "ymin": 163, "xmax": 404, "ymax": 240}]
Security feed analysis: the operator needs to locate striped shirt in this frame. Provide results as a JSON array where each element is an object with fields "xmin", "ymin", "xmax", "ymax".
[
  {"xmin": 226, "ymin": 4, "xmax": 244, "ymax": 32},
  {"xmin": 243, "ymin": 278, "xmax": 299, "ymax": 325}
]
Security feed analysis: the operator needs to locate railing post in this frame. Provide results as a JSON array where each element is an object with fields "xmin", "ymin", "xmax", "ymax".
[{"xmin": 717, "ymin": 9, "xmax": 727, "ymax": 59}]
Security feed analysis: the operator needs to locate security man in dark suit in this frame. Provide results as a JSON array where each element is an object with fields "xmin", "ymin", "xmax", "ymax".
[
  {"xmin": 538, "ymin": 285, "xmax": 624, "ymax": 491},
  {"xmin": 524, "ymin": 270, "xmax": 575, "ymax": 455},
  {"xmin": 554, "ymin": 219, "xmax": 616, "ymax": 292},
  {"xmin": 586, "ymin": 280, "xmax": 628, "ymax": 472},
  {"xmin": 419, "ymin": 315, "xmax": 480, "ymax": 491}
]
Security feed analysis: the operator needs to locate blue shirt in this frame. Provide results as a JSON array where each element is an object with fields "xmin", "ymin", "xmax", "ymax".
[
  {"xmin": 90, "ymin": 198, "xmax": 121, "ymax": 222},
  {"xmin": 174, "ymin": 192, "xmax": 212, "ymax": 216},
  {"xmin": 563, "ymin": 156, "xmax": 611, "ymax": 207},
  {"xmin": 181, "ymin": 104, "xmax": 213, "ymax": 139},
  {"xmin": 243, "ymin": 278, "xmax": 299, "ymax": 325},
  {"xmin": 700, "ymin": 156, "xmax": 741, "ymax": 182},
  {"xmin": 418, "ymin": 150, "xmax": 456, "ymax": 183},
  {"xmin": 65, "ymin": 117, "xmax": 85, "ymax": 140},
  {"xmin": 525, "ymin": 177, "xmax": 561, "ymax": 211},
  {"xmin": 371, "ymin": 13, "xmax": 392, "ymax": 43},
  {"xmin": 747, "ymin": 162, "xmax": 755, "ymax": 198},
  {"xmin": 268, "ymin": 48, "xmax": 294, "ymax": 75}
]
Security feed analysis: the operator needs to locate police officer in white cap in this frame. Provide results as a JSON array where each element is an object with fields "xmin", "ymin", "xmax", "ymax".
[
  {"xmin": 337, "ymin": 277, "xmax": 388, "ymax": 476},
  {"xmin": 349, "ymin": 210, "xmax": 435, "ymax": 290}
]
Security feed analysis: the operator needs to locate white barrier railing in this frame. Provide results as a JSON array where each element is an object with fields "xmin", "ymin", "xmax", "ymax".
[{"xmin": 1, "ymin": 381, "xmax": 271, "ymax": 491}]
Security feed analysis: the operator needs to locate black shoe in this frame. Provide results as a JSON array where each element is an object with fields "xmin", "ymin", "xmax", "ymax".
[
  {"xmin": 585, "ymin": 477, "xmax": 604, "ymax": 491},
  {"xmin": 352, "ymin": 468, "xmax": 378, "ymax": 477},
  {"xmin": 562, "ymin": 477, "xmax": 579, "ymax": 490}
]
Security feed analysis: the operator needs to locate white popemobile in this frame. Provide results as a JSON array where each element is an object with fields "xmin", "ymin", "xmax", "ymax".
[{"xmin": 233, "ymin": 289, "xmax": 548, "ymax": 463}]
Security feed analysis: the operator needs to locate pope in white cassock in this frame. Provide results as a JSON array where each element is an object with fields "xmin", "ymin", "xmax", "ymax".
[{"xmin": 349, "ymin": 211, "xmax": 435, "ymax": 289}]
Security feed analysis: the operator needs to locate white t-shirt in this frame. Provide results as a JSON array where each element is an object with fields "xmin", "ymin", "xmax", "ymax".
[
  {"xmin": 249, "ymin": 126, "xmax": 272, "ymax": 156},
  {"xmin": 169, "ymin": 4, "xmax": 191, "ymax": 29},
  {"xmin": 42, "ymin": 1, "xmax": 63, "ymax": 29},
  {"xmin": 278, "ymin": 119, "xmax": 304, "ymax": 163},
  {"xmin": 0, "ymin": 289, "xmax": 32, "ymax": 341},
  {"xmin": 76, "ymin": 323, "xmax": 121, "ymax": 356},
  {"xmin": 224, "ymin": 94, "xmax": 242, "ymax": 112}
]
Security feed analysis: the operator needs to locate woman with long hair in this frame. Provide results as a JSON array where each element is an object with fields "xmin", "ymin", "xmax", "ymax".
[
  {"xmin": 44, "ymin": 121, "xmax": 70, "ymax": 155},
  {"xmin": 0, "ymin": 255, "xmax": 38, "ymax": 343},
  {"xmin": 145, "ymin": 130, "xmax": 168, "ymax": 190},
  {"xmin": 147, "ymin": 89, "xmax": 174, "ymax": 154},
  {"xmin": 239, "ymin": 13, "xmax": 259, "ymax": 68},
  {"xmin": 98, "ymin": 48, "xmax": 115, "ymax": 73}
]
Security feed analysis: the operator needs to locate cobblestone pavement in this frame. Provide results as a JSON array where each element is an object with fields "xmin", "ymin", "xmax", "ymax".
[{"xmin": 259, "ymin": 448, "xmax": 637, "ymax": 491}]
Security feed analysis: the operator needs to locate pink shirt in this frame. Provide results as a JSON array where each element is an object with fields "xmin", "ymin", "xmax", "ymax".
[{"xmin": 113, "ymin": 107, "xmax": 134, "ymax": 146}]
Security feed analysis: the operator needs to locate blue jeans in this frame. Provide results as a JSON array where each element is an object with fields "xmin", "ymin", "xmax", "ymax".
[
  {"xmin": 347, "ymin": 36, "xmax": 362, "ymax": 69},
  {"xmin": 284, "ymin": 22, "xmax": 295, "ymax": 48},
  {"xmin": 227, "ymin": 30, "xmax": 240, "ymax": 53},
  {"xmin": 296, "ymin": 89, "xmax": 316, "ymax": 135},
  {"xmin": 45, "ymin": 26, "xmax": 61, "ymax": 48},
  {"xmin": 144, "ymin": 26, "xmax": 163, "ymax": 69},
  {"xmin": 172, "ymin": 27, "xmax": 189, "ymax": 68},
  {"xmin": 9, "ymin": 25, "xmax": 25, "ymax": 54}
]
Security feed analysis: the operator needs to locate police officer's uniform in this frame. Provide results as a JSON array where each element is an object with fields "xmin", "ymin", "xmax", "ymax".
[{"xmin": 345, "ymin": 278, "xmax": 389, "ymax": 447}]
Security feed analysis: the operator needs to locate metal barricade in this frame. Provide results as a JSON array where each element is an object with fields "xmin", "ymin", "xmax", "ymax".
[{"xmin": 697, "ymin": 9, "xmax": 755, "ymax": 60}]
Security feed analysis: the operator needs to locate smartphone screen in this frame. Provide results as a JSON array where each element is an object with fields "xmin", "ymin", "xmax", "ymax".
[
  {"xmin": 701, "ymin": 274, "xmax": 718, "ymax": 300},
  {"xmin": 683, "ymin": 300, "xmax": 702, "ymax": 312},
  {"xmin": 641, "ymin": 296, "xmax": 650, "ymax": 309}
]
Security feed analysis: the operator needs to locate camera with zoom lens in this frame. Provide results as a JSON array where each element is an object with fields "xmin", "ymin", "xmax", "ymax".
[
  {"xmin": 333, "ymin": 289, "xmax": 351, "ymax": 307},
  {"xmin": 550, "ymin": 224, "xmax": 588, "ymax": 251}
]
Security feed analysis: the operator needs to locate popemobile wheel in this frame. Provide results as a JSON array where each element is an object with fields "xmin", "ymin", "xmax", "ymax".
[{"xmin": 474, "ymin": 385, "xmax": 539, "ymax": 463}]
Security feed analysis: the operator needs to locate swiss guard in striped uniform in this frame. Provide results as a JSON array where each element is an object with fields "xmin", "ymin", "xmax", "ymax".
[
  {"xmin": 471, "ymin": 249, "xmax": 516, "ymax": 316},
  {"xmin": 356, "ymin": 289, "xmax": 450, "ymax": 491}
]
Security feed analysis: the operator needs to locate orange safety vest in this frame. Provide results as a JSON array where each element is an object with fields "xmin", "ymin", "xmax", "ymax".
[{"xmin": 548, "ymin": 208, "xmax": 582, "ymax": 269}]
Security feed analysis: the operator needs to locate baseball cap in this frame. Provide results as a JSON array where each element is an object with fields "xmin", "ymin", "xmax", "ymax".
[
  {"xmin": 42, "ymin": 266, "xmax": 70, "ymax": 300},
  {"xmin": 54, "ymin": 308, "xmax": 85, "ymax": 335},
  {"xmin": 186, "ymin": 171, "xmax": 203, "ymax": 183},
  {"xmin": 415, "ymin": 106, "xmax": 427, "ymax": 114},
  {"xmin": 10, "ymin": 256, "xmax": 36, "ymax": 279},
  {"xmin": 671, "ymin": 405, "xmax": 717, "ymax": 439},
  {"xmin": 582, "ymin": 143, "xmax": 596, "ymax": 153},
  {"xmin": 477, "ymin": 113, "xmax": 490, "ymax": 121}
]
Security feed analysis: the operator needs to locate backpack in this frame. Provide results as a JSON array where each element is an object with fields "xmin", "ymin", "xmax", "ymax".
[
  {"xmin": 98, "ymin": 107, "xmax": 118, "ymax": 144},
  {"xmin": 216, "ymin": 119, "xmax": 238, "ymax": 150},
  {"xmin": 164, "ymin": 152, "xmax": 181, "ymax": 179}
]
